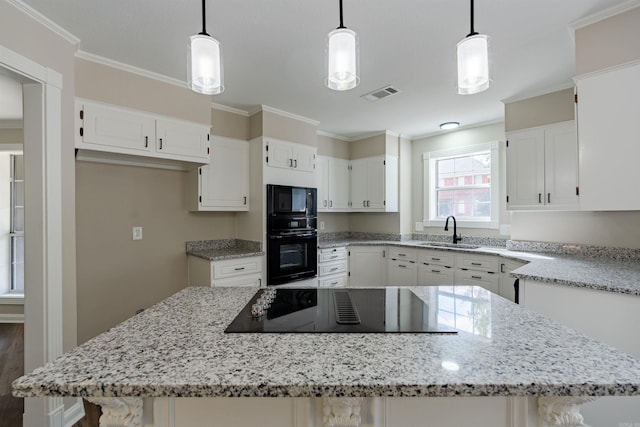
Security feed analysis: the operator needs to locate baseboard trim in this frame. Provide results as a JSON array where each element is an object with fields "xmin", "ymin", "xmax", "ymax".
[
  {"xmin": 64, "ymin": 399, "xmax": 85, "ymax": 427},
  {"xmin": 0, "ymin": 313, "xmax": 24, "ymax": 323}
]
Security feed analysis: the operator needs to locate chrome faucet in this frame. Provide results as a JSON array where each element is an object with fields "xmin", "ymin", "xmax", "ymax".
[{"xmin": 444, "ymin": 216, "xmax": 462, "ymax": 244}]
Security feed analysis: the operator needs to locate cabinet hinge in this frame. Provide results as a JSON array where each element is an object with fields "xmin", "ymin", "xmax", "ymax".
[
  {"xmin": 199, "ymin": 196, "xmax": 202, "ymax": 202},
  {"xmin": 199, "ymin": 168, "xmax": 202, "ymax": 175},
  {"xmin": 348, "ymin": 271, "xmax": 351, "ymax": 276},
  {"xmin": 574, "ymin": 93, "xmax": 578, "ymax": 103},
  {"xmin": 348, "ymin": 251, "xmax": 350, "ymax": 256},
  {"xmin": 576, "ymin": 186, "xmax": 580, "ymax": 196},
  {"xmin": 79, "ymin": 110, "xmax": 84, "ymax": 120},
  {"xmin": 383, "ymin": 160, "xmax": 386, "ymax": 165},
  {"xmin": 384, "ymin": 200, "xmax": 386, "ymax": 206},
  {"xmin": 506, "ymin": 195, "xmax": 510, "ymax": 203},
  {"xmin": 79, "ymin": 127, "xmax": 83, "ymax": 137},
  {"xmin": 506, "ymin": 140, "xmax": 509, "ymax": 148}
]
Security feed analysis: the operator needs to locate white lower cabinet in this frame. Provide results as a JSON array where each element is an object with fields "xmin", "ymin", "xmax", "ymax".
[
  {"xmin": 317, "ymin": 247, "xmax": 348, "ymax": 287},
  {"xmin": 188, "ymin": 255, "xmax": 263, "ymax": 287},
  {"xmin": 455, "ymin": 253, "xmax": 500, "ymax": 294},
  {"xmin": 348, "ymin": 246, "xmax": 386, "ymax": 287},
  {"xmin": 387, "ymin": 247, "xmax": 417, "ymax": 286},
  {"xmin": 499, "ymin": 259, "xmax": 526, "ymax": 303},
  {"xmin": 418, "ymin": 249, "xmax": 455, "ymax": 286}
]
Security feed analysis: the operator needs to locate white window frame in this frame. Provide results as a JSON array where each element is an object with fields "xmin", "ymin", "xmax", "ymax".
[{"xmin": 423, "ymin": 141, "xmax": 499, "ymax": 229}]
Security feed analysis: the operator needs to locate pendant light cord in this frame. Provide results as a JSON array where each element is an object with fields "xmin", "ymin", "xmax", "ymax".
[
  {"xmin": 200, "ymin": 0, "xmax": 209, "ymax": 36},
  {"xmin": 468, "ymin": 0, "xmax": 478, "ymax": 37},
  {"xmin": 337, "ymin": 0, "xmax": 345, "ymax": 29}
]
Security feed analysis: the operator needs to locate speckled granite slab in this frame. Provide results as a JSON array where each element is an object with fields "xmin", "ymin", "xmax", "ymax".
[
  {"xmin": 507, "ymin": 240, "xmax": 640, "ymax": 261},
  {"xmin": 12, "ymin": 286, "xmax": 640, "ymax": 399},
  {"xmin": 186, "ymin": 239, "xmax": 263, "ymax": 261}
]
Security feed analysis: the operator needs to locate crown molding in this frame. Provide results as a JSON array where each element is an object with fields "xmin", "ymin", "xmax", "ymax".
[
  {"xmin": 569, "ymin": 0, "xmax": 640, "ymax": 30},
  {"xmin": 75, "ymin": 50, "xmax": 190, "ymax": 89},
  {"xmin": 6, "ymin": 0, "xmax": 80, "ymax": 47},
  {"xmin": 501, "ymin": 82, "xmax": 575, "ymax": 104},
  {"xmin": 249, "ymin": 105, "xmax": 320, "ymax": 126},
  {"xmin": 316, "ymin": 130, "xmax": 351, "ymax": 142},
  {"xmin": 573, "ymin": 58, "xmax": 640, "ymax": 81},
  {"xmin": 211, "ymin": 103, "xmax": 250, "ymax": 117}
]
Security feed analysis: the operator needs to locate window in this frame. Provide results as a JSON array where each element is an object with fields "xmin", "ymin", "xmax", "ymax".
[
  {"xmin": 423, "ymin": 142, "xmax": 498, "ymax": 228},
  {"xmin": 10, "ymin": 154, "xmax": 24, "ymax": 292}
]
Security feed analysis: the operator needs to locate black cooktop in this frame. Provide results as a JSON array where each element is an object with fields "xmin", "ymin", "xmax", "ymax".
[{"xmin": 224, "ymin": 288, "xmax": 458, "ymax": 334}]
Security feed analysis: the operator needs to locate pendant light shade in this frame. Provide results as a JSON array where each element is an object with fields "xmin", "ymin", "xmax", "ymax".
[
  {"xmin": 326, "ymin": 0, "xmax": 359, "ymax": 91},
  {"xmin": 457, "ymin": 34, "xmax": 489, "ymax": 95},
  {"xmin": 188, "ymin": 0, "xmax": 224, "ymax": 95},
  {"xmin": 457, "ymin": 0, "xmax": 489, "ymax": 95}
]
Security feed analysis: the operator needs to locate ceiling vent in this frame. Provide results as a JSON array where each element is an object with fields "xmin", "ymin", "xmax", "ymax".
[{"xmin": 361, "ymin": 85, "xmax": 400, "ymax": 101}]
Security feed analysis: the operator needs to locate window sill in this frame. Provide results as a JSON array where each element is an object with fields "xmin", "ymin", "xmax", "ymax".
[{"xmin": 0, "ymin": 293, "xmax": 24, "ymax": 305}]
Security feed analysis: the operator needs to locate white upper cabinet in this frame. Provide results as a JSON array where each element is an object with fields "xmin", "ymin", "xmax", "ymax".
[
  {"xmin": 189, "ymin": 137, "xmax": 249, "ymax": 211},
  {"xmin": 265, "ymin": 139, "xmax": 316, "ymax": 172},
  {"xmin": 575, "ymin": 62, "xmax": 640, "ymax": 211},
  {"xmin": 506, "ymin": 121, "xmax": 578, "ymax": 210},
  {"xmin": 318, "ymin": 155, "xmax": 350, "ymax": 211},
  {"xmin": 350, "ymin": 155, "xmax": 398, "ymax": 212},
  {"xmin": 76, "ymin": 99, "xmax": 211, "ymax": 167}
]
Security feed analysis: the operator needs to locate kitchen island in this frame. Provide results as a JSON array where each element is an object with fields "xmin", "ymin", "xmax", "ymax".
[{"xmin": 13, "ymin": 286, "xmax": 640, "ymax": 426}]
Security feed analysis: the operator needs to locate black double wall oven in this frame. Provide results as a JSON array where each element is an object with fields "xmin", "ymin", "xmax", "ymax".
[{"xmin": 267, "ymin": 185, "xmax": 318, "ymax": 285}]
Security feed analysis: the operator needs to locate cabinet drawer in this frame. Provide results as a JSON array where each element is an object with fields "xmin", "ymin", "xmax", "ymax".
[
  {"xmin": 388, "ymin": 247, "xmax": 417, "ymax": 261},
  {"xmin": 213, "ymin": 274, "xmax": 262, "ymax": 288},
  {"xmin": 459, "ymin": 255, "xmax": 499, "ymax": 272},
  {"xmin": 318, "ymin": 274, "xmax": 348, "ymax": 288},
  {"xmin": 318, "ymin": 260, "xmax": 348, "ymax": 276},
  {"xmin": 318, "ymin": 247, "xmax": 347, "ymax": 262},
  {"xmin": 419, "ymin": 250, "xmax": 455, "ymax": 267},
  {"xmin": 418, "ymin": 264, "xmax": 454, "ymax": 286},
  {"xmin": 455, "ymin": 269, "xmax": 499, "ymax": 293},
  {"xmin": 212, "ymin": 256, "xmax": 262, "ymax": 280}
]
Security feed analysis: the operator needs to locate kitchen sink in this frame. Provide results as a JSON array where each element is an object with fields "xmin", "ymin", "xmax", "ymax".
[{"xmin": 417, "ymin": 242, "xmax": 481, "ymax": 249}]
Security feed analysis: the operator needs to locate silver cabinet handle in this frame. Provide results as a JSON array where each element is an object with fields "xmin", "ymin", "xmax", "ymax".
[{"xmin": 323, "ymin": 200, "xmax": 328, "ymax": 207}]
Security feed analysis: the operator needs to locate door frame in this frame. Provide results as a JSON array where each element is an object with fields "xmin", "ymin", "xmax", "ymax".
[{"xmin": 0, "ymin": 45, "xmax": 66, "ymax": 426}]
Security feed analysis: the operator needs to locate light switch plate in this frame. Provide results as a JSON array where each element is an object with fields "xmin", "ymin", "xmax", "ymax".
[{"xmin": 132, "ymin": 226, "xmax": 143, "ymax": 240}]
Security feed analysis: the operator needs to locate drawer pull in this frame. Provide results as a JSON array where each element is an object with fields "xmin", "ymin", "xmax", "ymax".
[
  {"xmin": 431, "ymin": 269, "xmax": 441, "ymax": 273},
  {"xmin": 398, "ymin": 264, "xmax": 407, "ymax": 268},
  {"xmin": 234, "ymin": 267, "xmax": 246, "ymax": 271},
  {"xmin": 431, "ymin": 257, "xmax": 441, "ymax": 261},
  {"xmin": 398, "ymin": 253, "xmax": 406, "ymax": 257},
  {"xmin": 330, "ymin": 267, "xmax": 339, "ymax": 272},
  {"xmin": 330, "ymin": 255, "xmax": 338, "ymax": 259},
  {"xmin": 471, "ymin": 262, "xmax": 482, "ymax": 266},
  {"xmin": 472, "ymin": 275, "xmax": 482, "ymax": 279},
  {"xmin": 332, "ymin": 248, "xmax": 337, "ymax": 252},
  {"xmin": 331, "ymin": 281, "xmax": 339, "ymax": 285}
]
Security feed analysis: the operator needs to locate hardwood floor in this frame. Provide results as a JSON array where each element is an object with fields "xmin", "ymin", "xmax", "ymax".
[{"xmin": 0, "ymin": 323, "xmax": 101, "ymax": 427}]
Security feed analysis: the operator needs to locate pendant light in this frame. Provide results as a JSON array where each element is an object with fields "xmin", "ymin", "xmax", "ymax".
[
  {"xmin": 457, "ymin": 0, "xmax": 489, "ymax": 95},
  {"xmin": 326, "ymin": 0, "xmax": 360, "ymax": 91},
  {"xmin": 188, "ymin": 0, "xmax": 224, "ymax": 95}
]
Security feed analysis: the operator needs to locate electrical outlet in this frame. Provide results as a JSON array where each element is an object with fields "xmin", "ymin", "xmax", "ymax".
[
  {"xmin": 319, "ymin": 221, "xmax": 325, "ymax": 230},
  {"xmin": 132, "ymin": 226, "xmax": 143, "ymax": 240}
]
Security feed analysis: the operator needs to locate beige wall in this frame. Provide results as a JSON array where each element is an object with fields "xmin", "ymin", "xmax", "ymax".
[
  {"xmin": 0, "ymin": 1, "xmax": 77, "ymax": 351},
  {"xmin": 411, "ymin": 122, "xmax": 507, "ymax": 238},
  {"xmin": 0, "ymin": 128, "xmax": 23, "ymax": 144},
  {"xmin": 575, "ymin": 6, "xmax": 640, "ymax": 76},
  {"xmin": 504, "ymin": 88, "xmax": 575, "ymax": 133},
  {"xmin": 75, "ymin": 162, "xmax": 236, "ymax": 342},
  {"xmin": 211, "ymin": 108, "xmax": 249, "ymax": 140},
  {"xmin": 75, "ymin": 58, "xmax": 211, "ymax": 124},
  {"xmin": 261, "ymin": 110, "xmax": 317, "ymax": 145},
  {"xmin": 350, "ymin": 134, "xmax": 386, "ymax": 159},
  {"xmin": 511, "ymin": 211, "xmax": 640, "ymax": 248},
  {"xmin": 0, "ymin": 304, "xmax": 23, "ymax": 315},
  {"xmin": 317, "ymin": 134, "xmax": 349, "ymax": 159},
  {"xmin": 318, "ymin": 212, "xmax": 350, "ymax": 233}
]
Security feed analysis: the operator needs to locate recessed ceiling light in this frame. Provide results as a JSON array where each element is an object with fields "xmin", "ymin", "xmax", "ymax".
[{"xmin": 440, "ymin": 121, "xmax": 460, "ymax": 130}]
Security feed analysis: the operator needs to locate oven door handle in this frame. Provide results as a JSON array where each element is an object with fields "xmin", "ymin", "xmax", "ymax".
[{"xmin": 269, "ymin": 233, "xmax": 317, "ymax": 239}]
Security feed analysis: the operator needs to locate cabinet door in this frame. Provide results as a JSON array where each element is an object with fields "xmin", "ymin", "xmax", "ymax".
[
  {"xmin": 576, "ymin": 62, "xmax": 640, "ymax": 211},
  {"xmin": 156, "ymin": 118, "xmax": 210, "ymax": 160},
  {"xmin": 293, "ymin": 144, "xmax": 316, "ymax": 172},
  {"xmin": 81, "ymin": 103, "xmax": 155, "ymax": 153},
  {"xmin": 316, "ymin": 156, "xmax": 330, "ymax": 211},
  {"xmin": 387, "ymin": 260, "xmax": 417, "ymax": 286},
  {"xmin": 544, "ymin": 123, "xmax": 579, "ymax": 209},
  {"xmin": 199, "ymin": 138, "xmax": 249, "ymax": 210},
  {"xmin": 348, "ymin": 247, "xmax": 386, "ymax": 287},
  {"xmin": 329, "ymin": 158, "xmax": 351, "ymax": 210},
  {"xmin": 506, "ymin": 128, "xmax": 545, "ymax": 209},
  {"xmin": 366, "ymin": 156, "xmax": 386, "ymax": 210},
  {"xmin": 350, "ymin": 158, "xmax": 368, "ymax": 210},
  {"xmin": 266, "ymin": 139, "xmax": 292, "ymax": 169}
]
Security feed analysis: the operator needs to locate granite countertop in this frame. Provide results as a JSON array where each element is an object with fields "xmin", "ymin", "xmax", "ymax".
[
  {"xmin": 12, "ymin": 286, "xmax": 640, "ymax": 399},
  {"xmin": 318, "ymin": 239, "xmax": 640, "ymax": 296},
  {"xmin": 186, "ymin": 239, "xmax": 264, "ymax": 261}
]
